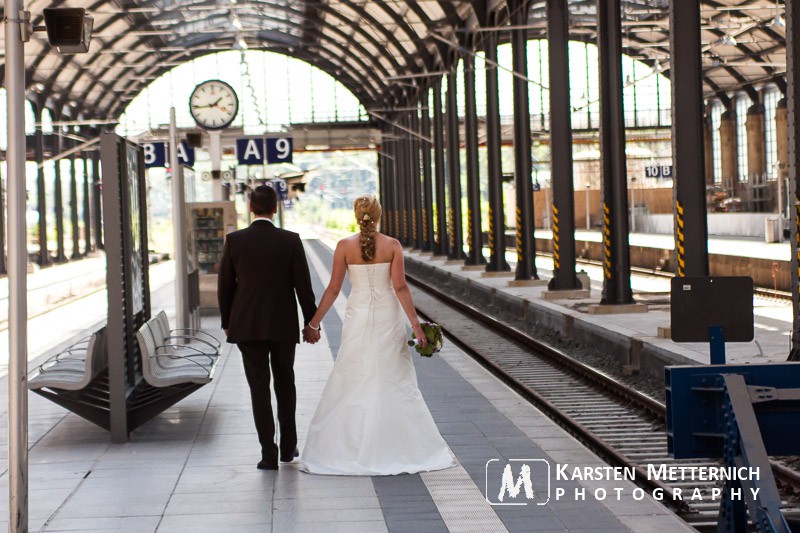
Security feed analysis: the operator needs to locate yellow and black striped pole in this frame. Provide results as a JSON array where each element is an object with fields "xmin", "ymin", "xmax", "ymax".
[
  {"xmin": 675, "ymin": 200, "xmax": 685, "ymax": 277},
  {"xmin": 603, "ymin": 202, "xmax": 612, "ymax": 281},
  {"xmin": 546, "ymin": 0, "xmax": 580, "ymax": 291},
  {"xmin": 552, "ymin": 205, "xmax": 560, "ymax": 273}
]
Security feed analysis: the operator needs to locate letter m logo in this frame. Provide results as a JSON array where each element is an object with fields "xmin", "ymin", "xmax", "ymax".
[{"xmin": 485, "ymin": 459, "xmax": 550, "ymax": 506}]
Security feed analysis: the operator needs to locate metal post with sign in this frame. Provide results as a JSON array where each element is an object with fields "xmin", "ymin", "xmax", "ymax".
[
  {"xmin": 5, "ymin": 3, "xmax": 29, "ymax": 530},
  {"xmin": 169, "ymin": 108, "xmax": 190, "ymax": 331}
]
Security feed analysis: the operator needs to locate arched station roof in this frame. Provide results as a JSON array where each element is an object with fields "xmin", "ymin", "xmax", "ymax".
[{"xmin": 0, "ymin": 0, "xmax": 787, "ymax": 122}]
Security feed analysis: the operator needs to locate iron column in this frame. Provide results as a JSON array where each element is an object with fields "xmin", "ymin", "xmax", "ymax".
[
  {"xmin": 82, "ymin": 148, "xmax": 92, "ymax": 255},
  {"xmin": 547, "ymin": 0, "xmax": 580, "ymax": 290},
  {"xmin": 511, "ymin": 0, "xmax": 538, "ymax": 280},
  {"xmin": 432, "ymin": 77, "xmax": 449, "ymax": 256},
  {"xmin": 484, "ymin": 27, "xmax": 510, "ymax": 272},
  {"xmin": 464, "ymin": 51, "xmax": 487, "ymax": 266},
  {"xmin": 70, "ymin": 143, "xmax": 80, "ymax": 259},
  {"xmin": 92, "ymin": 155, "xmax": 103, "ymax": 250},
  {"xmin": 412, "ymin": 104, "xmax": 425, "ymax": 249},
  {"xmin": 33, "ymin": 103, "xmax": 49, "ymax": 266},
  {"xmin": 670, "ymin": 0, "xmax": 709, "ymax": 277},
  {"xmin": 420, "ymin": 88, "xmax": 435, "ymax": 251},
  {"xmin": 788, "ymin": 0, "xmax": 800, "ymax": 360},
  {"xmin": 446, "ymin": 70, "xmax": 465, "ymax": 260},
  {"xmin": 597, "ymin": 0, "xmax": 634, "ymax": 305},
  {"xmin": 54, "ymin": 134, "xmax": 66, "ymax": 262}
]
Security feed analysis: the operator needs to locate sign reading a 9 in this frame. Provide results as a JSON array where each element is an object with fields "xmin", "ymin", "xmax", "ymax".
[{"xmin": 267, "ymin": 137, "xmax": 293, "ymax": 164}]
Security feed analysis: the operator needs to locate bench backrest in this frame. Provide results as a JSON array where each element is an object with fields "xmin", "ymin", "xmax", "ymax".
[
  {"xmin": 87, "ymin": 327, "xmax": 108, "ymax": 382},
  {"xmin": 153, "ymin": 310, "xmax": 171, "ymax": 344},
  {"xmin": 135, "ymin": 321, "xmax": 159, "ymax": 379},
  {"xmin": 29, "ymin": 326, "xmax": 108, "ymax": 391}
]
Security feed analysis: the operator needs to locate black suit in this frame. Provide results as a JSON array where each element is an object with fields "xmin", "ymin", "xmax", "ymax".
[{"xmin": 217, "ymin": 218, "xmax": 317, "ymax": 465}]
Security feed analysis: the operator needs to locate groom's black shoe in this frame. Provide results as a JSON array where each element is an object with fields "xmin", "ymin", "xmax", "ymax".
[
  {"xmin": 257, "ymin": 459, "xmax": 279, "ymax": 470},
  {"xmin": 280, "ymin": 448, "xmax": 299, "ymax": 463}
]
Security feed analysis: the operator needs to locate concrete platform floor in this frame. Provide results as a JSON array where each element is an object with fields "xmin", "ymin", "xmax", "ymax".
[{"xmin": 0, "ymin": 237, "xmax": 691, "ymax": 532}]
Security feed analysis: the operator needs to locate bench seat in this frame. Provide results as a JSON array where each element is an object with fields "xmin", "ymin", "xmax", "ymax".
[{"xmin": 29, "ymin": 327, "xmax": 107, "ymax": 391}]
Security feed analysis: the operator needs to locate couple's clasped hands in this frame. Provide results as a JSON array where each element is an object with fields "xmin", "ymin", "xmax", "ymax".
[{"xmin": 303, "ymin": 324, "xmax": 321, "ymax": 344}]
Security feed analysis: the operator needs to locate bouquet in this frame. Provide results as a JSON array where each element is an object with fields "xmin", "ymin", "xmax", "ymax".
[{"xmin": 408, "ymin": 321, "xmax": 444, "ymax": 357}]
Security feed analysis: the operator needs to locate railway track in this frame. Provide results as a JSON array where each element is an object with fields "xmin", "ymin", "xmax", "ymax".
[{"xmin": 407, "ymin": 270, "xmax": 800, "ymax": 530}]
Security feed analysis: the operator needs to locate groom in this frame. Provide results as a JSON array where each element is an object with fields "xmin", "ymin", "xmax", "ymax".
[{"xmin": 218, "ymin": 185, "xmax": 320, "ymax": 470}]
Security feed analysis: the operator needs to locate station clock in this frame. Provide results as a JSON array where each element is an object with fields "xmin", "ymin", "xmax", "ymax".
[{"xmin": 189, "ymin": 79, "xmax": 239, "ymax": 130}]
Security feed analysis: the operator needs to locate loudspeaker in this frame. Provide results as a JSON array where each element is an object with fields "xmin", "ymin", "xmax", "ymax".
[
  {"xmin": 43, "ymin": 8, "xmax": 93, "ymax": 54},
  {"xmin": 186, "ymin": 133, "xmax": 203, "ymax": 148}
]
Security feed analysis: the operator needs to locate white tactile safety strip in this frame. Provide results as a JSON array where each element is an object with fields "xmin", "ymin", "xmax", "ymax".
[{"xmin": 420, "ymin": 467, "xmax": 509, "ymax": 533}]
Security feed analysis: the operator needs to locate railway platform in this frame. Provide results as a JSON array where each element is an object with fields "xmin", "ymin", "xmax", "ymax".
[
  {"xmin": 399, "ymin": 244, "xmax": 792, "ymax": 381},
  {"xmin": 0, "ymin": 236, "xmax": 692, "ymax": 532}
]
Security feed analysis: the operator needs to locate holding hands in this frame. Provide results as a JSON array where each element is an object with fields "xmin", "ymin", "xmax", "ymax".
[{"xmin": 303, "ymin": 323, "xmax": 321, "ymax": 344}]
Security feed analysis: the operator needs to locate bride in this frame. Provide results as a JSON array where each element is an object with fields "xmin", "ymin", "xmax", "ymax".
[{"xmin": 300, "ymin": 195, "xmax": 457, "ymax": 476}]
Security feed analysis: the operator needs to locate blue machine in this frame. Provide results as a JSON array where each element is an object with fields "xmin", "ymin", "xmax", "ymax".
[{"xmin": 666, "ymin": 363, "xmax": 800, "ymax": 532}]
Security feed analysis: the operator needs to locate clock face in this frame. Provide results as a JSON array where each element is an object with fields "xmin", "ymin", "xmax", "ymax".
[{"xmin": 189, "ymin": 80, "xmax": 239, "ymax": 130}]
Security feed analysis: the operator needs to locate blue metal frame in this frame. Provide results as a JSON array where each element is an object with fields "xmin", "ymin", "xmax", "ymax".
[{"xmin": 666, "ymin": 363, "xmax": 800, "ymax": 532}]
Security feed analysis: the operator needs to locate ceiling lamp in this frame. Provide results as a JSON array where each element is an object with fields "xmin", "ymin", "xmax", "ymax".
[
  {"xmin": 767, "ymin": 0, "xmax": 785, "ymax": 28},
  {"xmin": 715, "ymin": 33, "xmax": 737, "ymax": 46}
]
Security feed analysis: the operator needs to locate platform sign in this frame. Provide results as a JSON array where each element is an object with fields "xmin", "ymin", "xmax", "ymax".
[
  {"xmin": 236, "ymin": 138, "xmax": 264, "ymax": 165},
  {"xmin": 670, "ymin": 276, "xmax": 754, "ymax": 343},
  {"xmin": 235, "ymin": 137, "xmax": 293, "ymax": 165},
  {"xmin": 266, "ymin": 179, "xmax": 288, "ymax": 200},
  {"xmin": 266, "ymin": 137, "xmax": 293, "ymax": 164},
  {"xmin": 142, "ymin": 141, "xmax": 195, "ymax": 168},
  {"xmin": 645, "ymin": 165, "xmax": 673, "ymax": 179}
]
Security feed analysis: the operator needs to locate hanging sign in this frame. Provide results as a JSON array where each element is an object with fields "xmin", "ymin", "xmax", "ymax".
[
  {"xmin": 142, "ymin": 141, "xmax": 195, "ymax": 168},
  {"xmin": 236, "ymin": 136, "xmax": 294, "ymax": 165}
]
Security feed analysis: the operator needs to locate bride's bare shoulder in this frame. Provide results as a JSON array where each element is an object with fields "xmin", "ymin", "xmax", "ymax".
[
  {"xmin": 336, "ymin": 234, "xmax": 360, "ymax": 248},
  {"xmin": 375, "ymin": 232, "xmax": 398, "ymax": 245}
]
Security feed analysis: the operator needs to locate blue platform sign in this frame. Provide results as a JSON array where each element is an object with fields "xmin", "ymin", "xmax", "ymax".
[
  {"xmin": 236, "ymin": 137, "xmax": 293, "ymax": 165},
  {"xmin": 142, "ymin": 141, "xmax": 194, "ymax": 168},
  {"xmin": 266, "ymin": 137, "xmax": 293, "ymax": 164},
  {"xmin": 270, "ymin": 179, "xmax": 288, "ymax": 200},
  {"xmin": 236, "ymin": 138, "xmax": 264, "ymax": 165}
]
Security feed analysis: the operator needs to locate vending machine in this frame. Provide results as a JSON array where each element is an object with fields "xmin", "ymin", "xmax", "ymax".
[{"xmin": 187, "ymin": 201, "xmax": 237, "ymax": 308}]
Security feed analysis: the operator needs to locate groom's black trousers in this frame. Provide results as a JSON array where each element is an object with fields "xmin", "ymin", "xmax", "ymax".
[{"xmin": 238, "ymin": 340, "xmax": 297, "ymax": 464}]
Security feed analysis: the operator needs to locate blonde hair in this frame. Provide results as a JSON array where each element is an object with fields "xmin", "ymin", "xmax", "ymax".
[{"xmin": 354, "ymin": 195, "xmax": 382, "ymax": 261}]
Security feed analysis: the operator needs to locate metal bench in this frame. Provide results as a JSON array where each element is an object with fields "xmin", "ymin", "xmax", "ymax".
[
  {"xmin": 29, "ymin": 327, "xmax": 107, "ymax": 391},
  {"xmin": 136, "ymin": 319, "xmax": 218, "ymax": 388},
  {"xmin": 153, "ymin": 310, "xmax": 220, "ymax": 356}
]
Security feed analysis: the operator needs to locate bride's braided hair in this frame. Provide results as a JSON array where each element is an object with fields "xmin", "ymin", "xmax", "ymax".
[{"xmin": 354, "ymin": 195, "xmax": 382, "ymax": 261}]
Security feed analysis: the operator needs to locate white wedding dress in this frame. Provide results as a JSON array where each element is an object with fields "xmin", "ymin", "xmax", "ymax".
[{"xmin": 300, "ymin": 262, "xmax": 457, "ymax": 476}]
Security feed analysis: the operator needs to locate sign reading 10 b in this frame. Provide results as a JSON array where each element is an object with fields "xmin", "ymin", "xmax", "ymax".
[
  {"xmin": 644, "ymin": 165, "xmax": 673, "ymax": 179},
  {"xmin": 236, "ymin": 137, "xmax": 293, "ymax": 165}
]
